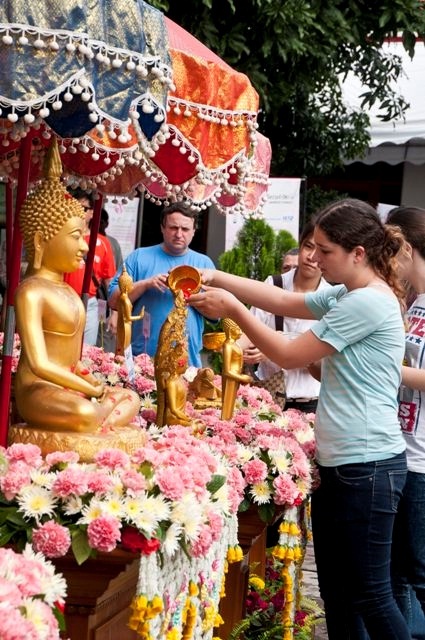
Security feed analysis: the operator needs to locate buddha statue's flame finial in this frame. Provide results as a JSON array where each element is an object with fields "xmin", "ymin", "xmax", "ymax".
[{"xmin": 44, "ymin": 136, "xmax": 62, "ymax": 182}]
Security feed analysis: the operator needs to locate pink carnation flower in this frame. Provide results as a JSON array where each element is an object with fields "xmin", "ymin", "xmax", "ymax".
[
  {"xmin": 0, "ymin": 461, "xmax": 32, "ymax": 500},
  {"xmin": 6, "ymin": 443, "xmax": 43, "ymax": 467},
  {"xmin": 121, "ymin": 469, "xmax": 147, "ymax": 493},
  {"xmin": 32, "ymin": 521, "xmax": 71, "ymax": 558},
  {"xmin": 191, "ymin": 524, "xmax": 213, "ymax": 557},
  {"xmin": 52, "ymin": 467, "xmax": 89, "ymax": 497},
  {"xmin": 273, "ymin": 473, "xmax": 300, "ymax": 506},
  {"xmin": 242, "ymin": 459, "xmax": 268, "ymax": 484},
  {"xmin": 45, "ymin": 451, "xmax": 80, "ymax": 466},
  {"xmin": 94, "ymin": 448, "xmax": 130, "ymax": 470},
  {"xmin": 87, "ymin": 515, "xmax": 121, "ymax": 552},
  {"xmin": 0, "ymin": 609, "xmax": 39, "ymax": 640}
]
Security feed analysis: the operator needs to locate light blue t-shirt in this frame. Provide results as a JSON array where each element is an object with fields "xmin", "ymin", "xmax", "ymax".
[
  {"xmin": 109, "ymin": 244, "xmax": 215, "ymax": 367},
  {"xmin": 305, "ymin": 284, "xmax": 406, "ymax": 466}
]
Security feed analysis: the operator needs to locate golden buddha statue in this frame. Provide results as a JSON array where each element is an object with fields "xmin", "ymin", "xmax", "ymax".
[
  {"xmin": 188, "ymin": 367, "xmax": 222, "ymax": 409},
  {"xmin": 9, "ymin": 139, "xmax": 142, "ymax": 460},
  {"xmin": 221, "ymin": 318, "xmax": 252, "ymax": 421},
  {"xmin": 115, "ymin": 264, "xmax": 145, "ymax": 358},
  {"xmin": 154, "ymin": 289, "xmax": 192, "ymax": 428}
]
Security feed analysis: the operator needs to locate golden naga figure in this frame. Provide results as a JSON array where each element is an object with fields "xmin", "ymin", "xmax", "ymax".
[
  {"xmin": 10, "ymin": 139, "xmax": 141, "ymax": 459},
  {"xmin": 115, "ymin": 264, "xmax": 145, "ymax": 358},
  {"xmin": 221, "ymin": 318, "xmax": 252, "ymax": 421},
  {"xmin": 154, "ymin": 289, "xmax": 192, "ymax": 427}
]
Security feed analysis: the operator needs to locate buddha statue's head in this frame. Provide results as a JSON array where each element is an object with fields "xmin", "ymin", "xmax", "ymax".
[
  {"xmin": 19, "ymin": 138, "xmax": 86, "ymax": 267},
  {"xmin": 118, "ymin": 265, "xmax": 133, "ymax": 294},
  {"xmin": 222, "ymin": 317, "xmax": 241, "ymax": 340}
]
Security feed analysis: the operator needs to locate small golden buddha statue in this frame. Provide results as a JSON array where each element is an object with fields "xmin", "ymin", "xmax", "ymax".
[
  {"xmin": 154, "ymin": 290, "xmax": 192, "ymax": 427},
  {"xmin": 9, "ymin": 139, "xmax": 142, "ymax": 460},
  {"xmin": 115, "ymin": 265, "xmax": 145, "ymax": 358},
  {"xmin": 221, "ymin": 318, "xmax": 252, "ymax": 421},
  {"xmin": 188, "ymin": 367, "xmax": 222, "ymax": 409}
]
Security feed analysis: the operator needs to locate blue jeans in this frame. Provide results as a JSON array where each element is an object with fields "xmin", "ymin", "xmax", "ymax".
[
  {"xmin": 392, "ymin": 470, "xmax": 425, "ymax": 639},
  {"xmin": 84, "ymin": 296, "xmax": 100, "ymax": 345},
  {"xmin": 311, "ymin": 452, "xmax": 409, "ymax": 639}
]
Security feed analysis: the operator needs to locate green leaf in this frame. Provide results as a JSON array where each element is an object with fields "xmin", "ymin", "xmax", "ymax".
[
  {"xmin": 258, "ymin": 502, "xmax": 275, "ymax": 524},
  {"xmin": 6, "ymin": 511, "xmax": 27, "ymax": 527},
  {"xmin": 206, "ymin": 474, "xmax": 226, "ymax": 494},
  {"xmin": 238, "ymin": 497, "xmax": 251, "ymax": 513},
  {"xmin": 53, "ymin": 606, "xmax": 67, "ymax": 632},
  {"xmin": 0, "ymin": 527, "xmax": 18, "ymax": 546},
  {"xmin": 138, "ymin": 461, "xmax": 154, "ymax": 480},
  {"xmin": 71, "ymin": 528, "xmax": 92, "ymax": 565}
]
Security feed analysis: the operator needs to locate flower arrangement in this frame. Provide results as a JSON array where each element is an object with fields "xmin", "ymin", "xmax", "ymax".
[
  {"xmin": 1, "ymin": 335, "xmax": 318, "ymax": 640},
  {"xmin": 0, "ymin": 544, "xmax": 67, "ymax": 640},
  {"xmin": 3, "ymin": 337, "xmax": 316, "ymax": 522},
  {"xmin": 230, "ymin": 549, "xmax": 324, "ymax": 640},
  {"xmin": 0, "ymin": 431, "xmax": 237, "ymax": 565}
]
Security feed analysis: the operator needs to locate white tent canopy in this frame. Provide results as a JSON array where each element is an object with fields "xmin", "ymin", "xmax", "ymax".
[{"xmin": 343, "ymin": 39, "xmax": 425, "ymax": 165}]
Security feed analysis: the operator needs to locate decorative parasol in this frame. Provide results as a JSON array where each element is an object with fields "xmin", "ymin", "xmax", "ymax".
[
  {"xmin": 0, "ymin": 3, "xmax": 266, "ymax": 213},
  {"xmin": 0, "ymin": 0, "xmax": 270, "ymax": 443}
]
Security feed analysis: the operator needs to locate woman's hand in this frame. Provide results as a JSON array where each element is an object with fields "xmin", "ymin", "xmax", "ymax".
[
  {"xmin": 188, "ymin": 285, "xmax": 240, "ymax": 318},
  {"xmin": 199, "ymin": 269, "xmax": 216, "ymax": 286}
]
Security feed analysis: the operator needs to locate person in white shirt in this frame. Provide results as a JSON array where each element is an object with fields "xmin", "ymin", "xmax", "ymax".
[{"xmin": 240, "ymin": 221, "xmax": 329, "ymax": 413}]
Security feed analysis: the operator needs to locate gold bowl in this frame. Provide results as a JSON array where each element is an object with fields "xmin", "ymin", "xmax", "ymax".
[
  {"xmin": 167, "ymin": 265, "xmax": 202, "ymax": 296},
  {"xmin": 202, "ymin": 331, "xmax": 226, "ymax": 351}
]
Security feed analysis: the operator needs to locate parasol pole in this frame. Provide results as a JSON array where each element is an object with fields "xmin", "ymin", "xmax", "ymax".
[
  {"xmin": 0, "ymin": 133, "xmax": 32, "ymax": 446},
  {"xmin": 81, "ymin": 193, "xmax": 103, "ymax": 308},
  {"xmin": 5, "ymin": 182, "xmax": 13, "ymax": 278}
]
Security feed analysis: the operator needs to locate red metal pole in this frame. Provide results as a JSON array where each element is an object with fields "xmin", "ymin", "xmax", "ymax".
[
  {"xmin": 0, "ymin": 133, "xmax": 32, "ymax": 446},
  {"xmin": 5, "ymin": 183, "xmax": 13, "ymax": 278},
  {"xmin": 81, "ymin": 193, "xmax": 103, "ymax": 302}
]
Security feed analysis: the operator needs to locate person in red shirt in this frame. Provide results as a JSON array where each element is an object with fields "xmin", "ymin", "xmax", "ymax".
[{"xmin": 64, "ymin": 189, "xmax": 116, "ymax": 345}]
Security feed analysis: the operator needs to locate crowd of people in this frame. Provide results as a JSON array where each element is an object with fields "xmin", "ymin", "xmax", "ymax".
[{"xmin": 3, "ymin": 184, "xmax": 425, "ymax": 639}]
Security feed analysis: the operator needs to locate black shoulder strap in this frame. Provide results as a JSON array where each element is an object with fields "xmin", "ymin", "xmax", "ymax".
[{"xmin": 272, "ymin": 274, "xmax": 284, "ymax": 332}]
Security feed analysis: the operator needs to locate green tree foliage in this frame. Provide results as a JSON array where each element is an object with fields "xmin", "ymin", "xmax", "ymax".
[
  {"xmin": 150, "ymin": 0, "xmax": 425, "ymax": 177},
  {"xmin": 274, "ymin": 230, "xmax": 298, "ymax": 272},
  {"xmin": 218, "ymin": 218, "xmax": 296, "ymax": 280},
  {"xmin": 305, "ymin": 185, "xmax": 349, "ymax": 220}
]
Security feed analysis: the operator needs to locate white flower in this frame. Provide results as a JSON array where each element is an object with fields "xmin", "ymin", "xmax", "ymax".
[
  {"xmin": 130, "ymin": 495, "xmax": 170, "ymax": 536},
  {"xmin": 269, "ymin": 450, "xmax": 291, "ymax": 473},
  {"xmin": 123, "ymin": 495, "xmax": 146, "ymax": 522},
  {"xmin": 21, "ymin": 597, "xmax": 53, "ymax": 639},
  {"xmin": 29, "ymin": 469, "xmax": 55, "ymax": 489},
  {"xmin": 249, "ymin": 481, "xmax": 272, "ymax": 505},
  {"xmin": 62, "ymin": 495, "xmax": 83, "ymax": 515},
  {"xmin": 78, "ymin": 498, "xmax": 105, "ymax": 524},
  {"xmin": 212, "ymin": 484, "xmax": 231, "ymax": 514},
  {"xmin": 17, "ymin": 486, "xmax": 58, "ymax": 523},
  {"xmin": 273, "ymin": 415, "xmax": 289, "ymax": 428},
  {"xmin": 183, "ymin": 366, "xmax": 199, "ymax": 382},
  {"xmin": 170, "ymin": 493, "xmax": 203, "ymax": 542},
  {"xmin": 162, "ymin": 522, "xmax": 183, "ymax": 557},
  {"xmin": 236, "ymin": 444, "xmax": 254, "ymax": 464},
  {"xmin": 22, "ymin": 546, "xmax": 67, "ymax": 606},
  {"xmin": 101, "ymin": 495, "xmax": 125, "ymax": 519}
]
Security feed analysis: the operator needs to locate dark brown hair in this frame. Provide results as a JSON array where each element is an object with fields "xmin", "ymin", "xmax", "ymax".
[
  {"xmin": 387, "ymin": 206, "xmax": 425, "ymax": 259},
  {"xmin": 314, "ymin": 198, "xmax": 407, "ymax": 304},
  {"xmin": 160, "ymin": 202, "xmax": 198, "ymax": 228}
]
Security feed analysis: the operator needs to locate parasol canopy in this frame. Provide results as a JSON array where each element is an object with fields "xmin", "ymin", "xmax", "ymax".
[{"xmin": 0, "ymin": 0, "xmax": 268, "ymax": 214}]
